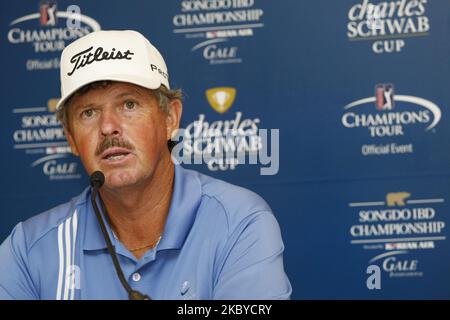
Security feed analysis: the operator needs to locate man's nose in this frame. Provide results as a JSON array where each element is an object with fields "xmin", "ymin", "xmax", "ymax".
[{"xmin": 99, "ymin": 110, "xmax": 122, "ymax": 137}]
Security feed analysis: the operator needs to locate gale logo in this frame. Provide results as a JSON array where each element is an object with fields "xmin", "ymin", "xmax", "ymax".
[
  {"xmin": 31, "ymin": 154, "xmax": 81, "ymax": 180},
  {"xmin": 206, "ymin": 87, "xmax": 236, "ymax": 114},
  {"xmin": 369, "ymin": 251, "xmax": 422, "ymax": 277},
  {"xmin": 191, "ymin": 39, "xmax": 241, "ymax": 65}
]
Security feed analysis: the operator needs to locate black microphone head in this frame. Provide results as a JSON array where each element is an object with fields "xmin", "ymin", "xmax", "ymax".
[{"xmin": 90, "ymin": 171, "xmax": 105, "ymax": 188}]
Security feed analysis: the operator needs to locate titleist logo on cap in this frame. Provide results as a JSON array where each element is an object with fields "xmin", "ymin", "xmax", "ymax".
[{"xmin": 67, "ymin": 46, "xmax": 135, "ymax": 76}]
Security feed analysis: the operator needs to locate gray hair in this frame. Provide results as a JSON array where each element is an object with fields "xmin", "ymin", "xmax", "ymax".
[{"xmin": 56, "ymin": 81, "xmax": 183, "ymax": 132}]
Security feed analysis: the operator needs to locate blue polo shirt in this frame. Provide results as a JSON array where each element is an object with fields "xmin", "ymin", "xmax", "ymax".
[{"xmin": 0, "ymin": 165, "xmax": 291, "ymax": 300}]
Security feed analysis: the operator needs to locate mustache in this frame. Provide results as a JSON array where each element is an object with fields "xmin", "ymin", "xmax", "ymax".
[{"xmin": 95, "ymin": 137, "xmax": 135, "ymax": 156}]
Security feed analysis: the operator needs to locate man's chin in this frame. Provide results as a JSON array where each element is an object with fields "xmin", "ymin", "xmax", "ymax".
[{"xmin": 104, "ymin": 171, "xmax": 139, "ymax": 190}]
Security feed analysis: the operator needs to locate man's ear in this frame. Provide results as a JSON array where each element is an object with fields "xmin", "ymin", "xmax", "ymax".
[
  {"xmin": 166, "ymin": 99, "xmax": 183, "ymax": 141},
  {"xmin": 63, "ymin": 127, "xmax": 79, "ymax": 156}
]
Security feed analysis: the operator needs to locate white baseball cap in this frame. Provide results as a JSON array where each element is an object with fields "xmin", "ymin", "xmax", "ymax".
[{"xmin": 56, "ymin": 30, "xmax": 170, "ymax": 110}]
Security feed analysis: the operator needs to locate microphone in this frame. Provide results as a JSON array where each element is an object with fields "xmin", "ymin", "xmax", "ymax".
[
  {"xmin": 90, "ymin": 170, "xmax": 105, "ymax": 189},
  {"xmin": 89, "ymin": 171, "xmax": 151, "ymax": 300}
]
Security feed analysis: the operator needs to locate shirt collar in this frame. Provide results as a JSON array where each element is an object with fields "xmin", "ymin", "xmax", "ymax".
[
  {"xmin": 83, "ymin": 164, "xmax": 202, "ymax": 251},
  {"xmin": 82, "ymin": 188, "xmax": 117, "ymax": 251}
]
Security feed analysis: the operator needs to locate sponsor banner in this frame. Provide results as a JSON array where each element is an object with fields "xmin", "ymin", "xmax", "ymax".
[
  {"xmin": 349, "ymin": 190, "xmax": 446, "ymax": 280},
  {"xmin": 175, "ymin": 86, "xmax": 279, "ymax": 175},
  {"xmin": 347, "ymin": 0, "xmax": 430, "ymax": 54},
  {"xmin": 172, "ymin": 0, "xmax": 265, "ymax": 64},
  {"xmin": 1, "ymin": 0, "xmax": 450, "ymax": 300},
  {"xmin": 6, "ymin": 0, "xmax": 100, "ymax": 71},
  {"xmin": 10, "ymin": 101, "xmax": 82, "ymax": 181},
  {"xmin": 4, "ymin": 1, "xmax": 100, "ymax": 182},
  {"xmin": 341, "ymin": 83, "xmax": 442, "ymax": 157}
]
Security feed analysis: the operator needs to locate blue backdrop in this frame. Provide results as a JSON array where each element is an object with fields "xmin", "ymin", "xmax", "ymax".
[{"xmin": 1, "ymin": 0, "xmax": 450, "ymax": 299}]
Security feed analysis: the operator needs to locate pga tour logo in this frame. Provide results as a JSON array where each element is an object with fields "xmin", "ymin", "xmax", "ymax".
[
  {"xmin": 342, "ymin": 83, "xmax": 441, "ymax": 138},
  {"xmin": 375, "ymin": 83, "xmax": 394, "ymax": 111},
  {"xmin": 39, "ymin": 0, "xmax": 58, "ymax": 26}
]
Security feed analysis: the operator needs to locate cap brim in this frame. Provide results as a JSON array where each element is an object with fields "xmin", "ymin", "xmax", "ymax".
[{"xmin": 56, "ymin": 74, "xmax": 164, "ymax": 110}]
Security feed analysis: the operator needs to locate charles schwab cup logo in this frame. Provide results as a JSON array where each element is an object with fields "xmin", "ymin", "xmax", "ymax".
[
  {"xmin": 172, "ymin": 0, "xmax": 265, "ymax": 64},
  {"xmin": 341, "ymin": 83, "xmax": 441, "ymax": 156},
  {"xmin": 347, "ymin": 0, "xmax": 430, "ymax": 54},
  {"xmin": 171, "ymin": 86, "xmax": 279, "ymax": 175},
  {"xmin": 7, "ymin": 1, "xmax": 101, "ymax": 71},
  {"xmin": 178, "ymin": 86, "xmax": 261, "ymax": 172}
]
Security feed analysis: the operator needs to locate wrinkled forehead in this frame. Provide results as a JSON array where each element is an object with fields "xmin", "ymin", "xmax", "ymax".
[{"xmin": 66, "ymin": 81, "xmax": 154, "ymax": 110}]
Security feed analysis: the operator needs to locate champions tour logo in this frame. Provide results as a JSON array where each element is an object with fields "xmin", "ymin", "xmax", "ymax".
[
  {"xmin": 341, "ymin": 83, "xmax": 441, "ymax": 156},
  {"xmin": 170, "ymin": 87, "xmax": 279, "ymax": 175},
  {"xmin": 347, "ymin": 0, "xmax": 430, "ymax": 54},
  {"xmin": 172, "ymin": 0, "xmax": 265, "ymax": 64},
  {"xmin": 342, "ymin": 83, "xmax": 441, "ymax": 138},
  {"xmin": 7, "ymin": 1, "xmax": 101, "ymax": 70}
]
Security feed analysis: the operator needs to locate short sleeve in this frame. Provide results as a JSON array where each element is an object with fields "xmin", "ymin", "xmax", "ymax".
[
  {"xmin": 0, "ymin": 223, "xmax": 38, "ymax": 300},
  {"xmin": 213, "ymin": 212, "xmax": 292, "ymax": 299}
]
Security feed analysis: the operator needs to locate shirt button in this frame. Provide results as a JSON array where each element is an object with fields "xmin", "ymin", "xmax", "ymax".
[{"xmin": 132, "ymin": 273, "xmax": 141, "ymax": 282}]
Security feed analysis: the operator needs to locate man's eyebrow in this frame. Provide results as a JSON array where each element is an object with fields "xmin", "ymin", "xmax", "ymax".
[
  {"xmin": 73, "ymin": 102, "xmax": 96, "ymax": 111},
  {"xmin": 115, "ymin": 90, "xmax": 145, "ymax": 99},
  {"xmin": 72, "ymin": 90, "xmax": 146, "ymax": 111}
]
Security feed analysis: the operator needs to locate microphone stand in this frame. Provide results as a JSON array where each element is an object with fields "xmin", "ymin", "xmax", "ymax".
[{"xmin": 90, "ymin": 172, "xmax": 151, "ymax": 300}]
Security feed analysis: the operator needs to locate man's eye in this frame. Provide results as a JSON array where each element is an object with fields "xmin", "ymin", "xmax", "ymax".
[
  {"xmin": 124, "ymin": 100, "xmax": 137, "ymax": 110},
  {"xmin": 81, "ymin": 109, "xmax": 94, "ymax": 118}
]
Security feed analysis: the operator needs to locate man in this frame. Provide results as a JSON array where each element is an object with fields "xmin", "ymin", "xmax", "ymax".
[{"xmin": 0, "ymin": 30, "xmax": 291, "ymax": 299}]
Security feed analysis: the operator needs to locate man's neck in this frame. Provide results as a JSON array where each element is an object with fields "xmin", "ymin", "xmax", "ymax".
[{"xmin": 98, "ymin": 158, "xmax": 175, "ymax": 258}]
